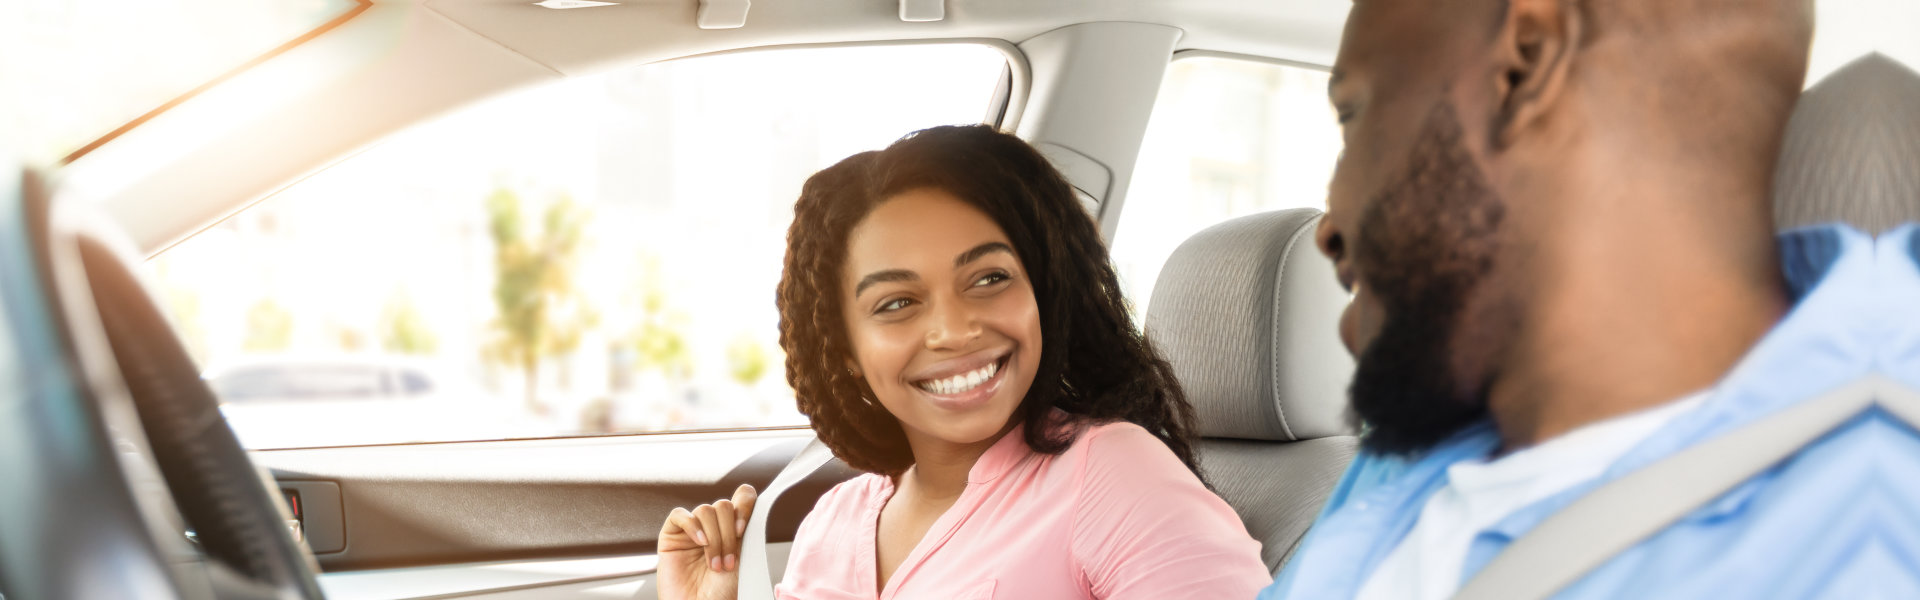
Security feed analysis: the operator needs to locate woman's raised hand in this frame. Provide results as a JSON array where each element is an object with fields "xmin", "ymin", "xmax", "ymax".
[{"xmin": 657, "ymin": 484, "xmax": 759, "ymax": 600}]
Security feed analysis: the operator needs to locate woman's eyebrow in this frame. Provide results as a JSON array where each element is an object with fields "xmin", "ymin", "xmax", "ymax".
[
  {"xmin": 954, "ymin": 242, "xmax": 1014, "ymax": 267},
  {"xmin": 854, "ymin": 269, "xmax": 916, "ymax": 297}
]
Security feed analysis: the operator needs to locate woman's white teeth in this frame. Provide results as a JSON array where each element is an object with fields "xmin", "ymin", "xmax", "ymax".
[{"xmin": 920, "ymin": 361, "xmax": 998, "ymax": 395}]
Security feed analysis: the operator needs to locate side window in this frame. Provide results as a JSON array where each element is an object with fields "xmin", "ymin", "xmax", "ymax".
[
  {"xmin": 149, "ymin": 44, "xmax": 1012, "ymax": 449},
  {"xmin": 1110, "ymin": 56, "xmax": 1342, "ymax": 318}
]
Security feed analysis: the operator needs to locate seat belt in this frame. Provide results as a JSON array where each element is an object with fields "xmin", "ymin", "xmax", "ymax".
[
  {"xmin": 1454, "ymin": 376, "xmax": 1920, "ymax": 600},
  {"xmin": 738, "ymin": 437, "xmax": 837, "ymax": 600}
]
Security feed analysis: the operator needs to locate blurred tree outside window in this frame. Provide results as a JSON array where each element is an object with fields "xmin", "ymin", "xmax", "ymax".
[
  {"xmin": 243, "ymin": 298, "xmax": 294, "ymax": 353},
  {"xmin": 484, "ymin": 187, "xmax": 596, "ymax": 414},
  {"xmin": 381, "ymin": 292, "xmax": 438, "ymax": 355}
]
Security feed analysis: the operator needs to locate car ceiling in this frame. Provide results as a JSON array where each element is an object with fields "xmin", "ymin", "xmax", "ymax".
[
  {"xmin": 432, "ymin": 0, "xmax": 1351, "ymax": 76},
  {"xmin": 60, "ymin": 0, "xmax": 1920, "ymax": 257},
  {"xmin": 60, "ymin": 0, "xmax": 1349, "ymax": 257}
]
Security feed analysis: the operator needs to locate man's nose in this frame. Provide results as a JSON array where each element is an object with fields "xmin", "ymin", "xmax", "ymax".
[
  {"xmin": 924, "ymin": 299, "xmax": 981, "ymax": 350},
  {"xmin": 1315, "ymin": 215, "xmax": 1346, "ymax": 264}
]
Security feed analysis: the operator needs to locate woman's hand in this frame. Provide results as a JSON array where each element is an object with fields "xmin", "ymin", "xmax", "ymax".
[{"xmin": 658, "ymin": 484, "xmax": 759, "ymax": 600}]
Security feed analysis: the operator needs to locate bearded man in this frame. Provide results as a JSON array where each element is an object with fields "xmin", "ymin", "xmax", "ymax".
[{"xmin": 1261, "ymin": 1, "xmax": 1920, "ymax": 598}]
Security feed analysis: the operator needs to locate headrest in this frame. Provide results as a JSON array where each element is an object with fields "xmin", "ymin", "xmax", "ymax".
[
  {"xmin": 1144, "ymin": 208, "xmax": 1355, "ymax": 442},
  {"xmin": 1772, "ymin": 53, "xmax": 1920, "ymax": 234}
]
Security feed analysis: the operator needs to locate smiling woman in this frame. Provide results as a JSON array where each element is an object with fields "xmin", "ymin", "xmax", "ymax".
[
  {"xmin": 784, "ymin": 127, "xmax": 1214, "ymax": 479},
  {"xmin": 656, "ymin": 125, "xmax": 1273, "ymax": 600}
]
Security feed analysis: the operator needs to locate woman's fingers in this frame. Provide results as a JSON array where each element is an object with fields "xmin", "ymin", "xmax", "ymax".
[
  {"xmin": 714, "ymin": 500, "xmax": 739, "ymax": 571},
  {"xmin": 731, "ymin": 484, "xmax": 758, "ymax": 535},
  {"xmin": 693, "ymin": 504, "xmax": 727, "ymax": 572},
  {"xmin": 659, "ymin": 484, "xmax": 758, "ymax": 573},
  {"xmin": 662, "ymin": 506, "xmax": 704, "ymax": 552}
]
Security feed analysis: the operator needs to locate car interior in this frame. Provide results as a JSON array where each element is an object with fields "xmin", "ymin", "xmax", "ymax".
[{"xmin": 3, "ymin": 0, "xmax": 1917, "ymax": 599}]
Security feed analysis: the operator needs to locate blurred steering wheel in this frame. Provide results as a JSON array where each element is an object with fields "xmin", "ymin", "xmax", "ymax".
[{"xmin": 0, "ymin": 167, "xmax": 324, "ymax": 600}]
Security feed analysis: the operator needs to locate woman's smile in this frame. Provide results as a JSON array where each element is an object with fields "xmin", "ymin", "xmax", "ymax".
[{"xmin": 909, "ymin": 348, "xmax": 1014, "ymax": 411}]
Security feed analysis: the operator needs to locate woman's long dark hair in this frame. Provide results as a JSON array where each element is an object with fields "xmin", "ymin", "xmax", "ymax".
[{"xmin": 776, "ymin": 125, "xmax": 1203, "ymax": 481}]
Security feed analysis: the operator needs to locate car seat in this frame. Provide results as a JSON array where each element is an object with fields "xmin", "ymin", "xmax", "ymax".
[
  {"xmin": 1143, "ymin": 207, "xmax": 1359, "ymax": 573},
  {"xmin": 1772, "ymin": 52, "xmax": 1920, "ymax": 233}
]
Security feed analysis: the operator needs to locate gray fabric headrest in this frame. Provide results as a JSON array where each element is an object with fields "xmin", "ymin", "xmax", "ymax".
[
  {"xmin": 1772, "ymin": 53, "xmax": 1920, "ymax": 234},
  {"xmin": 1144, "ymin": 208, "xmax": 1355, "ymax": 442}
]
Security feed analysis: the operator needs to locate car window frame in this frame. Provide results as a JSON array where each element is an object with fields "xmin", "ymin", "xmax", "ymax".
[
  {"xmin": 162, "ymin": 39, "xmax": 1031, "ymax": 447},
  {"xmin": 1088, "ymin": 49, "xmax": 1332, "ymax": 240},
  {"xmin": 1102, "ymin": 49, "xmax": 1340, "ymax": 319}
]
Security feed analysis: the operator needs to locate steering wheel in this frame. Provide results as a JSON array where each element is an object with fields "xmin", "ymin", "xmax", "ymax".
[{"xmin": 0, "ymin": 167, "xmax": 324, "ymax": 599}]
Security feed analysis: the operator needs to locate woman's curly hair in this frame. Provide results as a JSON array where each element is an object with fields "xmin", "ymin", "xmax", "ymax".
[{"xmin": 776, "ymin": 125, "xmax": 1203, "ymax": 481}]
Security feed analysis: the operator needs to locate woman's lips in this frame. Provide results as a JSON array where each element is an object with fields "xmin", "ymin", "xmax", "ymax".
[{"xmin": 914, "ymin": 355, "xmax": 1010, "ymax": 412}]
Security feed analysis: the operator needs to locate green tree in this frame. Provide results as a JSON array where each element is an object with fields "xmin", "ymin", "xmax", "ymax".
[
  {"xmin": 629, "ymin": 258, "xmax": 693, "ymax": 380},
  {"xmin": 381, "ymin": 292, "xmax": 438, "ymax": 355},
  {"xmin": 243, "ymin": 298, "xmax": 294, "ymax": 353},
  {"xmin": 726, "ymin": 335, "xmax": 767, "ymax": 386},
  {"xmin": 483, "ymin": 186, "xmax": 596, "ymax": 413}
]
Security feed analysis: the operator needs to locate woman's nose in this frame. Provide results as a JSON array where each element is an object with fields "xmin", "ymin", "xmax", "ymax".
[{"xmin": 924, "ymin": 300, "xmax": 981, "ymax": 350}]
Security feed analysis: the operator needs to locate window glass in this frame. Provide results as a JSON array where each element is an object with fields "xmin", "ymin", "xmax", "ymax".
[
  {"xmin": 1110, "ymin": 57, "xmax": 1342, "ymax": 318},
  {"xmin": 148, "ymin": 44, "xmax": 1010, "ymax": 449}
]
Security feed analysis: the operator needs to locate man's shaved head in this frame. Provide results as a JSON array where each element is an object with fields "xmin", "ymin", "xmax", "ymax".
[
  {"xmin": 1569, "ymin": 1, "xmax": 1814, "ymax": 172},
  {"xmin": 1321, "ymin": 0, "xmax": 1814, "ymax": 454}
]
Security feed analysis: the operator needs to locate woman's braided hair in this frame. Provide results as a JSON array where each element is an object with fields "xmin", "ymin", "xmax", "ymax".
[{"xmin": 775, "ymin": 125, "xmax": 1204, "ymax": 482}]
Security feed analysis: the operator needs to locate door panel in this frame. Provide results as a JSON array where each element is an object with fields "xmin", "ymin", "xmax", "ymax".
[
  {"xmin": 313, "ymin": 543, "xmax": 794, "ymax": 600},
  {"xmin": 253, "ymin": 430, "xmax": 858, "ymax": 573}
]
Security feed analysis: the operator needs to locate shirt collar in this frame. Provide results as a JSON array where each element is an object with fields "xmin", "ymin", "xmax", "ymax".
[
  {"xmin": 1453, "ymin": 223, "xmax": 1886, "ymax": 576},
  {"xmin": 1392, "ymin": 225, "xmax": 1872, "ymax": 475},
  {"xmin": 1604, "ymin": 223, "xmax": 1877, "ymax": 475},
  {"xmin": 1365, "ymin": 224, "xmax": 1874, "ymax": 522},
  {"xmin": 1777, "ymin": 224, "xmax": 1849, "ymax": 300},
  {"xmin": 965, "ymin": 409, "xmax": 1069, "ymax": 484}
]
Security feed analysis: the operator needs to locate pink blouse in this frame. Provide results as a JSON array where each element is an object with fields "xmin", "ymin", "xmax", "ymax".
[{"xmin": 775, "ymin": 417, "xmax": 1272, "ymax": 599}]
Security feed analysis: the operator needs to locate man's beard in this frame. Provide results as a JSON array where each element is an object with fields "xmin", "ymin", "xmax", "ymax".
[{"xmin": 1349, "ymin": 102, "xmax": 1511, "ymax": 457}]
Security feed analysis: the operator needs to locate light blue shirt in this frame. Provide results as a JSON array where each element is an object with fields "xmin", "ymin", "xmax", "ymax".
[{"xmin": 1261, "ymin": 224, "xmax": 1920, "ymax": 599}]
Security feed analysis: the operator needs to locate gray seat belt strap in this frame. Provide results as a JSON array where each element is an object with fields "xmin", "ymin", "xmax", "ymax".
[
  {"xmin": 738, "ymin": 437, "xmax": 836, "ymax": 600},
  {"xmin": 1454, "ymin": 376, "xmax": 1919, "ymax": 600}
]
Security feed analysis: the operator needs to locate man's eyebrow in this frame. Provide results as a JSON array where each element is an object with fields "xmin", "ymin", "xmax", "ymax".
[
  {"xmin": 954, "ymin": 242, "xmax": 1015, "ymax": 268},
  {"xmin": 1328, "ymin": 68, "xmax": 1345, "ymax": 97},
  {"xmin": 854, "ymin": 269, "xmax": 917, "ymax": 298}
]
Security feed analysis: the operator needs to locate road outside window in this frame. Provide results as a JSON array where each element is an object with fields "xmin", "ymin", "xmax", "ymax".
[
  {"xmin": 146, "ymin": 44, "xmax": 1010, "ymax": 449},
  {"xmin": 1111, "ymin": 57, "xmax": 1343, "ymax": 319}
]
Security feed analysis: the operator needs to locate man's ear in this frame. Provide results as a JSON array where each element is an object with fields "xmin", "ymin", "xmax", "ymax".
[{"xmin": 1492, "ymin": 0, "xmax": 1581, "ymax": 149}]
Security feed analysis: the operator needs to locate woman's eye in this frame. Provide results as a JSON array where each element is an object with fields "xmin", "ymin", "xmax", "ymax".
[
  {"xmin": 876, "ymin": 298, "xmax": 913, "ymax": 314},
  {"xmin": 973, "ymin": 272, "xmax": 1010, "ymax": 287}
]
